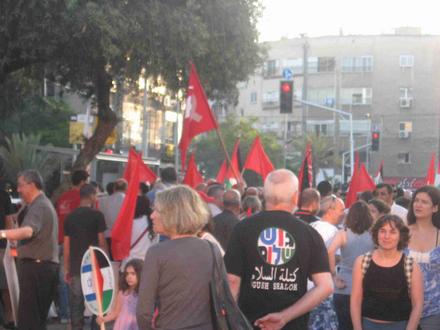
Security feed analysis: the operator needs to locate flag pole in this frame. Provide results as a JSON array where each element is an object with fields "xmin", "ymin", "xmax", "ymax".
[
  {"xmin": 90, "ymin": 247, "xmax": 106, "ymax": 330},
  {"xmin": 215, "ymin": 128, "xmax": 243, "ymax": 184}
]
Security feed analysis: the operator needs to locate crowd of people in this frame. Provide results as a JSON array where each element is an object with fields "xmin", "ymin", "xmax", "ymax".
[{"xmin": 0, "ymin": 166, "xmax": 439, "ymax": 330}]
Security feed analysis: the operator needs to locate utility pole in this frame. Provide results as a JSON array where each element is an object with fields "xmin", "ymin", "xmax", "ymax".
[
  {"xmin": 295, "ymin": 99, "xmax": 355, "ymax": 180},
  {"xmin": 141, "ymin": 73, "xmax": 149, "ymax": 157},
  {"xmin": 301, "ymin": 34, "xmax": 309, "ymax": 135}
]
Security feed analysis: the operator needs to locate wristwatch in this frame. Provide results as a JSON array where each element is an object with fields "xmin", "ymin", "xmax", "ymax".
[{"xmin": 0, "ymin": 231, "xmax": 6, "ymax": 239}]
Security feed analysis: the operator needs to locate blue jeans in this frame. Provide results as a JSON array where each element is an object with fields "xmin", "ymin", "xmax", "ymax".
[{"xmin": 58, "ymin": 245, "xmax": 70, "ymax": 320}]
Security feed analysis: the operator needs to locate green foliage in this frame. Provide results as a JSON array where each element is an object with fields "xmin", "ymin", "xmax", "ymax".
[
  {"xmin": 1, "ymin": 0, "xmax": 264, "ymax": 171},
  {"xmin": 193, "ymin": 115, "xmax": 283, "ymax": 181},
  {"xmin": 0, "ymin": 71, "xmax": 74, "ymax": 147},
  {"xmin": 289, "ymin": 133, "xmax": 338, "ymax": 175},
  {"xmin": 0, "ymin": 133, "xmax": 60, "ymax": 182}
]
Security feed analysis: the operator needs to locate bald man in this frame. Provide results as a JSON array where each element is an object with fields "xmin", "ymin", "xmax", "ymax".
[
  {"xmin": 224, "ymin": 169, "xmax": 333, "ymax": 329},
  {"xmin": 213, "ymin": 189, "xmax": 241, "ymax": 250}
]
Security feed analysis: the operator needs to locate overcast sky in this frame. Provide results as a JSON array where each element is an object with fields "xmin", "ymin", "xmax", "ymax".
[{"xmin": 258, "ymin": 0, "xmax": 440, "ymax": 41}]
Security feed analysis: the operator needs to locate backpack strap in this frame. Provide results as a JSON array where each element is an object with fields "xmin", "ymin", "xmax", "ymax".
[
  {"xmin": 404, "ymin": 255, "xmax": 414, "ymax": 294},
  {"xmin": 361, "ymin": 251, "xmax": 373, "ymax": 276}
]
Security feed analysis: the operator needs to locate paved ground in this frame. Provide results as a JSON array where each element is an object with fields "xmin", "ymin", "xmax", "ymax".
[{"xmin": 0, "ymin": 318, "xmax": 105, "ymax": 330}]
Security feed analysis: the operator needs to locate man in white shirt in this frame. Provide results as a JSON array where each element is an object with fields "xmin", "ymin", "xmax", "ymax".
[
  {"xmin": 374, "ymin": 183, "xmax": 408, "ymax": 223},
  {"xmin": 99, "ymin": 178, "xmax": 127, "ymax": 257},
  {"xmin": 312, "ymin": 195, "xmax": 345, "ymax": 247},
  {"xmin": 309, "ymin": 195, "xmax": 345, "ymax": 330}
]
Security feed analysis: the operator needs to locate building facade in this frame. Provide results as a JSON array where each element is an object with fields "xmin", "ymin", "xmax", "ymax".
[{"xmin": 234, "ymin": 28, "xmax": 440, "ymax": 183}]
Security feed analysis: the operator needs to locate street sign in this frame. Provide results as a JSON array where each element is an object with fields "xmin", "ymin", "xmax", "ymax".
[
  {"xmin": 81, "ymin": 247, "xmax": 115, "ymax": 316},
  {"xmin": 282, "ymin": 68, "xmax": 293, "ymax": 80}
]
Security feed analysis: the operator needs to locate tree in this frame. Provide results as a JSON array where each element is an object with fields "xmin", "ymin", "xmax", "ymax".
[
  {"xmin": 0, "ymin": 70, "xmax": 74, "ymax": 147},
  {"xmin": 1, "ymin": 0, "xmax": 263, "ymax": 174},
  {"xmin": 193, "ymin": 115, "xmax": 283, "ymax": 184},
  {"xmin": 289, "ymin": 134, "xmax": 338, "ymax": 181},
  {"xmin": 0, "ymin": 133, "xmax": 60, "ymax": 182}
]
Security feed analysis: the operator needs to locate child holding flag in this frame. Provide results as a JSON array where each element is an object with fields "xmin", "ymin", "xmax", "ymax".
[{"xmin": 96, "ymin": 259, "xmax": 143, "ymax": 330}]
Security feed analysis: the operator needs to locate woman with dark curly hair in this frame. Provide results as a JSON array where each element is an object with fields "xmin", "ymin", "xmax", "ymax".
[
  {"xmin": 327, "ymin": 201, "xmax": 375, "ymax": 330},
  {"xmin": 351, "ymin": 215, "xmax": 423, "ymax": 330},
  {"xmin": 406, "ymin": 185, "xmax": 440, "ymax": 329},
  {"xmin": 368, "ymin": 198, "xmax": 391, "ymax": 222}
]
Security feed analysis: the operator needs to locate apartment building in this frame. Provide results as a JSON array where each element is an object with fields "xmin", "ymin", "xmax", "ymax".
[{"xmin": 234, "ymin": 28, "xmax": 440, "ymax": 184}]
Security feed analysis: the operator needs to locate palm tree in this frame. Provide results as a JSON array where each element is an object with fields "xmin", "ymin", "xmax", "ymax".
[
  {"xmin": 289, "ymin": 133, "xmax": 339, "ymax": 182},
  {"xmin": 0, "ymin": 133, "xmax": 60, "ymax": 182}
]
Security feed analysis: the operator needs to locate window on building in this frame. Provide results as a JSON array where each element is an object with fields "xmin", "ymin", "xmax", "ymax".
[
  {"xmin": 399, "ymin": 121, "xmax": 412, "ymax": 138},
  {"xmin": 263, "ymin": 60, "xmax": 280, "ymax": 77},
  {"xmin": 307, "ymin": 88, "xmax": 335, "ymax": 105},
  {"xmin": 399, "ymin": 87, "xmax": 413, "ymax": 108},
  {"xmin": 250, "ymin": 92, "xmax": 257, "ymax": 104},
  {"xmin": 342, "ymin": 56, "xmax": 374, "ymax": 72},
  {"xmin": 314, "ymin": 124, "xmax": 328, "ymax": 136},
  {"xmin": 287, "ymin": 121, "xmax": 302, "ymax": 136},
  {"xmin": 362, "ymin": 56, "xmax": 374, "ymax": 72},
  {"xmin": 400, "ymin": 55, "xmax": 414, "ymax": 68},
  {"xmin": 308, "ymin": 57, "xmax": 318, "ymax": 73},
  {"xmin": 341, "ymin": 87, "xmax": 372, "ymax": 105},
  {"xmin": 398, "ymin": 152, "xmax": 411, "ymax": 164},
  {"xmin": 317, "ymin": 57, "xmax": 335, "ymax": 72},
  {"xmin": 262, "ymin": 91, "xmax": 279, "ymax": 107}
]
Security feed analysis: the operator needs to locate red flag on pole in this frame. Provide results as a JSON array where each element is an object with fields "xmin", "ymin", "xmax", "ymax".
[
  {"xmin": 183, "ymin": 153, "xmax": 204, "ymax": 188},
  {"xmin": 178, "ymin": 63, "xmax": 218, "ymax": 169},
  {"xmin": 298, "ymin": 143, "xmax": 313, "ymax": 197},
  {"xmin": 216, "ymin": 138, "xmax": 242, "ymax": 184},
  {"xmin": 425, "ymin": 152, "xmax": 436, "ymax": 185},
  {"xmin": 243, "ymin": 136, "xmax": 275, "ymax": 181},
  {"xmin": 123, "ymin": 148, "xmax": 157, "ymax": 184},
  {"xmin": 111, "ymin": 150, "xmax": 142, "ymax": 261},
  {"xmin": 345, "ymin": 163, "xmax": 376, "ymax": 208}
]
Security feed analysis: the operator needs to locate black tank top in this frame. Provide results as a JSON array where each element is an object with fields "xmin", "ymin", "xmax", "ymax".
[{"xmin": 362, "ymin": 254, "xmax": 411, "ymax": 321}]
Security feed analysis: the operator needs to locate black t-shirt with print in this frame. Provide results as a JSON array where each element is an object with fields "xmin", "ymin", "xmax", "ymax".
[{"xmin": 224, "ymin": 210, "xmax": 330, "ymax": 330}]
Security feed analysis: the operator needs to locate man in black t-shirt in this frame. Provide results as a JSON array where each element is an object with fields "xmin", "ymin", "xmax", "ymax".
[
  {"xmin": 224, "ymin": 169, "xmax": 333, "ymax": 330},
  {"xmin": 64, "ymin": 184, "xmax": 107, "ymax": 330}
]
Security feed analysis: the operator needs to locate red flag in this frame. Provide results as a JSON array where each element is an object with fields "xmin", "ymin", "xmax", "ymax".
[
  {"xmin": 425, "ymin": 152, "xmax": 436, "ymax": 185},
  {"xmin": 243, "ymin": 136, "xmax": 275, "ymax": 181},
  {"xmin": 216, "ymin": 139, "xmax": 242, "ymax": 184},
  {"xmin": 178, "ymin": 63, "xmax": 218, "ymax": 169},
  {"xmin": 345, "ymin": 163, "xmax": 376, "ymax": 208},
  {"xmin": 123, "ymin": 148, "xmax": 157, "ymax": 184},
  {"xmin": 111, "ymin": 150, "xmax": 141, "ymax": 261},
  {"xmin": 90, "ymin": 248, "xmax": 104, "ymax": 312},
  {"xmin": 298, "ymin": 143, "xmax": 313, "ymax": 197},
  {"xmin": 183, "ymin": 153, "xmax": 204, "ymax": 188},
  {"xmin": 216, "ymin": 160, "xmax": 228, "ymax": 183},
  {"xmin": 122, "ymin": 149, "xmax": 133, "ymax": 182}
]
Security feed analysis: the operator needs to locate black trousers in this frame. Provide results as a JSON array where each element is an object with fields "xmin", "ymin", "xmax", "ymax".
[{"xmin": 17, "ymin": 259, "xmax": 58, "ymax": 330}]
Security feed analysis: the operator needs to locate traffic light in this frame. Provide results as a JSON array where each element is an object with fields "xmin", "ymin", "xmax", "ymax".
[
  {"xmin": 371, "ymin": 131, "xmax": 380, "ymax": 151},
  {"xmin": 280, "ymin": 80, "xmax": 293, "ymax": 114}
]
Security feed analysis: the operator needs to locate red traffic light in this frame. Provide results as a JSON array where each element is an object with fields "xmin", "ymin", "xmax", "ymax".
[
  {"xmin": 372, "ymin": 132, "xmax": 379, "ymax": 139},
  {"xmin": 281, "ymin": 82, "xmax": 291, "ymax": 93}
]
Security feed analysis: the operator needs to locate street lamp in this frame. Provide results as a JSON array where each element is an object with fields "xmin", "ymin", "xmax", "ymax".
[{"xmin": 294, "ymin": 99, "xmax": 355, "ymax": 181}]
